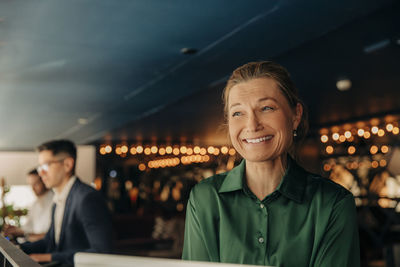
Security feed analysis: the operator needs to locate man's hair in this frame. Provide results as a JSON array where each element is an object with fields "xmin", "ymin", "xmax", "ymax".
[
  {"xmin": 37, "ymin": 139, "xmax": 77, "ymax": 173},
  {"xmin": 28, "ymin": 168, "xmax": 39, "ymax": 176}
]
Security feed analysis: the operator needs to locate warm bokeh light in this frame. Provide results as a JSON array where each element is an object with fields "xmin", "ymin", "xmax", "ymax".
[
  {"xmin": 173, "ymin": 147, "xmax": 180, "ymax": 155},
  {"xmin": 159, "ymin": 147, "xmax": 166, "ymax": 155},
  {"xmin": 371, "ymin": 126, "xmax": 379, "ymax": 134},
  {"xmin": 386, "ymin": 123, "xmax": 394, "ymax": 132},
  {"xmin": 344, "ymin": 131, "xmax": 352, "ymax": 139},
  {"xmin": 332, "ymin": 133, "xmax": 339, "ymax": 141},
  {"xmin": 166, "ymin": 146, "xmax": 173, "ymax": 154},
  {"xmin": 380, "ymin": 159, "xmax": 387, "ymax": 167},
  {"xmin": 348, "ymin": 146, "xmax": 356, "ymax": 155},
  {"xmin": 130, "ymin": 147, "xmax": 137, "ymax": 155},
  {"xmin": 326, "ymin": 146, "xmax": 334, "ymax": 154},
  {"xmin": 136, "ymin": 145, "xmax": 144, "ymax": 154},
  {"xmin": 377, "ymin": 129, "xmax": 385, "ymax": 137},
  {"xmin": 105, "ymin": 145, "xmax": 112, "ymax": 153},
  {"xmin": 151, "ymin": 146, "xmax": 158, "ymax": 154},
  {"xmin": 381, "ymin": 145, "xmax": 389, "ymax": 154},
  {"xmin": 321, "ymin": 135, "xmax": 328, "ymax": 143},
  {"xmin": 193, "ymin": 146, "xmax": 201, "ymax": 154},
  {"xmin": 213, "ymin": 148, "xmax": 220, "ymax": 156},
  {"xmin": 323, "ymin": 164, "xmax": 331, "ymax": 172},
  {"xmin": 393, "ymin": 127, "xmax": 399, "ymax": 135},
  {"xmin": 228, "ymin": 148, "xmax": 236, "ymax": 156},
  {"xmin": 186, "ymin": 148, "xmax": 193, "ymax": 155},
  {"xmin": 144, "ymin": 147, "xmax": 151, "ymax": 155},
  {"xmin": 115, "ymin": 147, "xmax": 122, "ymax": 155},
  {"xmin": 357, "ymin": 129, "xmax": 365, "ymax": 137},
  {"xmin": 364, "ymin": 131, "xmax": 371, "ymax": 139},
  {"xmin": 138, "ymin": 163, "xmax": 146, "ymax": 171},
  {"xmin": 200, "ymin": 148, "xmax": 207, "ymax": 155},
  {"xmin": 339, "ymin": 135, "xmax": 346, "ymax": 143},
  {"xmin": 121, "ymin": 145, "xmax": 128, "ymax": 154},
  {"xmin": 371, "ymin": 161, "xmax": 379, "ymax": 168},
  {"xmin": 180, "ymin": 146, "xmax": 187, "ymax": 154},
  {"xmin": 221, "ymin": 146, "xmax": 229, "ymax": 154},
  {"xmin": 100, "ymin": 147, "xmax": 106, "ymax": 155},
  {"xmin": 207, "ymin": 146, "xmax": 215, "ymax": 154},
  {"xmin": 204, "ymin": 155, "xmax": 210, "ymax": 162},
  {"xmin": 370, "ymin": 145, "xmax": 378, "ymax": 155},
  {"xmin": 351, "ymin": 162, "xmax": 358, "ymax": 169}
]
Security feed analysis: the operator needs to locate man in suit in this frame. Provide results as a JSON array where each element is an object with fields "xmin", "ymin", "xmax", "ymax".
[{"xmin": 20, "ymin": 139, "xmax": 112, "ymax": 266}]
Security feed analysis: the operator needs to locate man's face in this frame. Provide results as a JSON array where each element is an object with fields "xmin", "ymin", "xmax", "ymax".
[
  {"xmin": 27, "ymin": 174, "xmax": 46, "ymax": 197},
  {"xmin": 37, "ymin": 150, "xmax": 68, "ymax": 190}
]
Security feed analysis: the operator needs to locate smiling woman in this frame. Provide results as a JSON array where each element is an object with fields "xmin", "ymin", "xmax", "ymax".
[{"xmin": 182, "ymin": 61, "xmax": 360, "ymax": 267}]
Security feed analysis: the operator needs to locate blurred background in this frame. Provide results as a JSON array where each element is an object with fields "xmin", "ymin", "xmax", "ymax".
[{"xmin": 0, "ymin": 0, "xmax": 399, "ymax": 266}]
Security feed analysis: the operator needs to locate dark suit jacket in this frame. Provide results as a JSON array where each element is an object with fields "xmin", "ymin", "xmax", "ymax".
[{"xmin": 21, "ymin": 178, "xmax": 112, "ymax": 265}]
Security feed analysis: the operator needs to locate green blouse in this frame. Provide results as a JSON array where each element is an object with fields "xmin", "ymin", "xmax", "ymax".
[{"xmin": 182, "ymin": 158, "xmax": 360, "ymax": 267}]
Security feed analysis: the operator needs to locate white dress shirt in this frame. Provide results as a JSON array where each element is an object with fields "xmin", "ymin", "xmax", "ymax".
[
  {"xmin": 53, "ymin": 176, "xmax": 76, "ymax": 245},
  {"xmin": 22, "ymin": 190, "xmax": 54, "ymax": 234}
]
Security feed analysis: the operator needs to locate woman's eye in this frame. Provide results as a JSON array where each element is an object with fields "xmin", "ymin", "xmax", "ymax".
[
  {"xmin": 232, "ymin": 111, "xmax": 241, "ymax": 117},
  {"xmin": 262, "ymin": 106, "xmax": 273, "ymax": 111}
]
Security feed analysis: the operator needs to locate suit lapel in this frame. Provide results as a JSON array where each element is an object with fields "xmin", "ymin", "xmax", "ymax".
[{"xmin": 57, "ymin": 179, "xmax": 79, "ymax": 248}]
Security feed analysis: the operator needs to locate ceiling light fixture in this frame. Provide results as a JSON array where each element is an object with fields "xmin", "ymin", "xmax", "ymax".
[
  {"xmin": 336, "ymin": 78, "xmax": 352, "ymax": 91},
  {"xmin": 180, "ymin": 47, "xmax": 198, "ymax": 55}
]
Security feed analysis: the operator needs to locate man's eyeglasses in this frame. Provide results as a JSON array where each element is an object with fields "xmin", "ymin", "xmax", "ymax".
[{"xmin": 36, "ymin": 158, "xmax": 66, "ymax": 173}]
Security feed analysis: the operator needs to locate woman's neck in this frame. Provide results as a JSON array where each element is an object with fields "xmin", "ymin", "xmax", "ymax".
[{"xmin": 245, "ymin": 155, "xmax": 288, "ymax": 201}]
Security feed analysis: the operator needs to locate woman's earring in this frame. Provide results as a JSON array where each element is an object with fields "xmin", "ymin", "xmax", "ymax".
[{"xmin": 293, "ymin": 129, "xmax": 298, "ymax": 137}]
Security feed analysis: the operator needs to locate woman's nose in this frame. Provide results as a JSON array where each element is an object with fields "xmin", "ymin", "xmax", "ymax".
[{"xmin": 246, "ymin": 112, "xmax": 263, "ymax": 131}]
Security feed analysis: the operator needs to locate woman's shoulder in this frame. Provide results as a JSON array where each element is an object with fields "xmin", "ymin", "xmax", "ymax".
[
  {"xmin": 305, "ymin": 171, "xmax": 354, "ymax": 204},
  {"xmin": 190, "ymin": 172, "xmax": 229, "ymax": 199}
]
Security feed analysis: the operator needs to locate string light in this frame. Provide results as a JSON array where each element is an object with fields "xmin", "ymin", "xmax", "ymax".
[
  {"xmin": 228, "ymin": 148, "xmax": 236, "ymax": 156},
  {"xmin": 386, "ymin": 123, "xmax": 394, "ymax": 132},
  {"xmin": 370, "ymin": 145, "xmax": 378, "ymax": 155},
  {"xmin": 364, "ymin": 131, "xmax": 371, "ymax": 139},
  {"xmin": 332, "ymin": 133, "xmax": 339, "ymax": 141},
  {"xmin": 130, "ymin": 147, "xmax": 137, "ymax": 155},
  {"xmin": 105, "ymin": 145, "xmax": 112, "ymax": 153},
  {"xmin": 377, "ymin": 129, "xmax": 385, "ymax": 137},
  {"xmin": 138, "ymin": 163, "xmax": 146, "ymax": 171},
  {"xmin": 159, "ymin": 147, "xmax": 166, "ymax": 155},
  {"xmin": 121, "ymin": 145, "xmax": 128, "ymax": 154},
  {"xmin": 165, "ymin": 146, "xmax": 173, "ymax": 154},
  {"xmin": 357, "ymin": 129, "xmax": 365, "ymax": 137},
  {"xmin": 136, "ymin": 146, "xmax": 144, "ymax": 154},
  {"xmin": 344, "ymin": 131, "xmax": 352, "ymax": 139},
  {"xmin": 151, "ymin": 146, "xmax": 158, "ymax": 154},
  {"xmin": 180, "ymin": 146, "xmax": 187, "ymax": 154},
  {"xmin": 326, "ymin": 146, "xmax": 334, "ymax": 154},
  {"xmin": 221, "ymin": 146, "xmax": 229, "ymax": 154},
  {"xmin": 381, "ymin": 145, "xmax": 389, "ymax": 154},
  {"xmin": 321, "ymin": 135, "xmax": 328, "ymax": 143},
  {"xmin": 393, "ymin": 127, "xmax": 399, "ymax": 135},
  {"xmin": 348, "ymin": 146, "xmax": 356, "ymax": 155},
  {"xmin": 371, "ymin": 126, "xmax": 379, "ymax": 134}
]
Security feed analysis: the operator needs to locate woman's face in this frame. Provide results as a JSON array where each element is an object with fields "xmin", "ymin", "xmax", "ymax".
[{"xmin": 227, "ymin": 78, "xmax": 302, "ymax": 163}]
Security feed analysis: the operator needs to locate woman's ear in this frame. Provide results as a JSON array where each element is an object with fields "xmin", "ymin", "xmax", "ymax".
[{"xmin": 293, "ymin": 103, "xmax": 303, "ymax": 130}]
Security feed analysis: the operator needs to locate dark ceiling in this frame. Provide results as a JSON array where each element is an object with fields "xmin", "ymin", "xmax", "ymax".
[{"xmin": 0, "ymin": 0, "xmax": 399, "ymax": 150}]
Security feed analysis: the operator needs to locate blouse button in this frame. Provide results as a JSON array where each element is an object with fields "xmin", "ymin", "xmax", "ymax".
[{"xmin": 258, "ymin": 237, "xmax": 264, "ymax": 244}]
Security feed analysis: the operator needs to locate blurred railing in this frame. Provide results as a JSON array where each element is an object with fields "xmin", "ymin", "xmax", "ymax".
[{"xmin": 0, "ymin": 235, "xmax": 40, "ymax": 267}]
